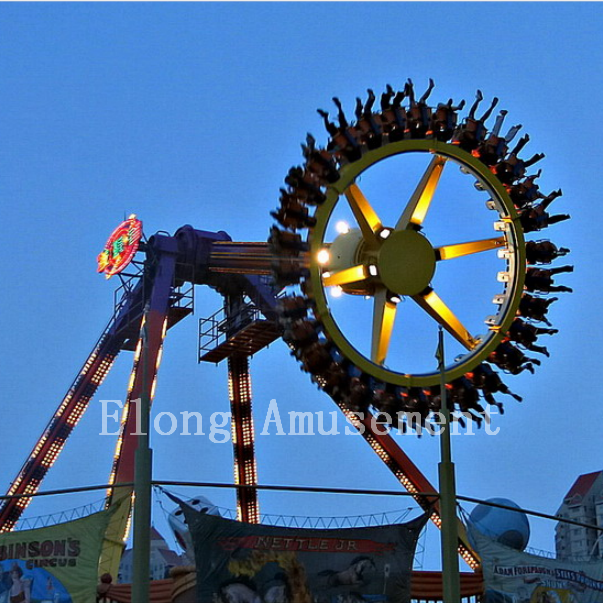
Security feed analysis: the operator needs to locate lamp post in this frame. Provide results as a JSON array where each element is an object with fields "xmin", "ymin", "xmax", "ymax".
[{"xmin": 437, "ymin": 327, "xmax": 461, "ymax": 603}]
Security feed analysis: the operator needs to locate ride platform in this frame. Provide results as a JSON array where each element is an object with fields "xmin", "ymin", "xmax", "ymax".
[{"xmin": 198, "ymin": 304, "xmax": 280, "ymax": 363}]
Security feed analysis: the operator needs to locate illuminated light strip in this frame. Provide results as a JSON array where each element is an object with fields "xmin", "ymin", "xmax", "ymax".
[
  {"xmin": 54, "ymin": 392, "xmax": 73, "ymax": 418},
  {"xmin": 134, "ymin": 339, "xmax": 142, "ymax": 363},
  {"xmin": 315, "ymin": 375, "xmax": 327, "ymax": 388},
  {"xmin": 2, "ymin": 346, "xmax": 120, "ymax": 523},
  {"xmin": 460, "ymin": 545, "xmax": 481, "ymax": 570},
  {"xmin": 228, "ymin": 356, "xmax": 260, "ymax": 524},
  {"xmin": 106, "ymin": 403, "xmax": 131, "ymax": 498},
  {"xmin": 123, "ymin": 492, "xmax": 136, "ymax": 542},
  {"xmin": 155, "ymin": 345, "xmax": 163, "ymax": 371},
  {"xmin": 6, "ymin": 481, "xmax": 22, "ymax": 497},
  {"xmin": 80, "ymin": 350, "xmax": 99, "ymax": 376},
  {"xmin": 229, "ymin": 368, "xmax": 242, "ymax": 518},
  {"xmin": 106, "ymin": 372, "xmax": 137, "ymax": 498},
  {"xmin": 65, "ymin": 398, "xmax": 92, "ymax": 427},
  {"xmin": 106, "ymin": 316, "xmax": 169, "ymax": 508},
  {"xmin": 127, "ymin": 372, "xmax": 136, "ymax": 393}
]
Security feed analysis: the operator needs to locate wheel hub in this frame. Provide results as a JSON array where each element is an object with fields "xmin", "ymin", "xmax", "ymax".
[{"xmin": 377, "ymin": 229, "xmax": 436, "ymax": 296}]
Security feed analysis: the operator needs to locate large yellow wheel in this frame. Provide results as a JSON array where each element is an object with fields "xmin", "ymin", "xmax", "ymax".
[{"xmin": 270, "ymin": 82, "xmax": 571, "ymax": 422}]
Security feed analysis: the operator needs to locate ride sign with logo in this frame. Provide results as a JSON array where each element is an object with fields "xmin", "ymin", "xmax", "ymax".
[{"xmin": 97, "ymin": 215, "xmax": 143, "ymax": 278}]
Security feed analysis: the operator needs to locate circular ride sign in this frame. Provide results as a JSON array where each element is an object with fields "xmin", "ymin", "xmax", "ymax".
[{"xmin": 97, "ymin": 215, "xmax": 143, "ymax": 278}]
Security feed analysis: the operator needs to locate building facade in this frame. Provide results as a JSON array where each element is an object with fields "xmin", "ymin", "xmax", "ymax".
[
  {"xmin": 556, "ymin": 470, "xmax": 603, "ymax": 560},
  {"xmin": 118, "ymin": 526, "xmax": 185, "ymax": 583}
]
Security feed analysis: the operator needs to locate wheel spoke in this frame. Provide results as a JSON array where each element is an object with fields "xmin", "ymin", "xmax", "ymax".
[
  {"xmin": 435, "ymin": 236, "xmax": 506, "ymax": 261},
  {"xmin": 371, "ymin": 289, "xmax": 398, "ymax": 365},
  {"xmin": 396, "ymin": 155, "xmax": 447, "ymax": 230},
  {"xmin": 412, "ymin": 288, "xmax": 477, "ymax": 350},
  {"xmin": 322, "ymin": 264, "xmax": 368, "ymax": 287},
  {"xmin": 345, "ymin": 183, "xmax": 383, "ymax": 243}
]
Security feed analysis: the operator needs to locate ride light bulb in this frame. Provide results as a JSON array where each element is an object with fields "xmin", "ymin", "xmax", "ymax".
[
  {"xmin": 368, "ymin": 265, "xmax": 378, "ymax": 277},
  {"xmin": 317, "ymin": 249, "xmax": 330, "ymax": 265},
  {"xmin": 330, "ymin": 286, "xmax": 343, "ymax": 298},
  {"xmin": 336, "ymin": 221, "xmax": 350, "ymax": 234}
]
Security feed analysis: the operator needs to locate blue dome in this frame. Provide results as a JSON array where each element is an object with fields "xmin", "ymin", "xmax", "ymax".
[{"xmin": 468, "ymin": 498, "xmax": 530, "ymax": 551}]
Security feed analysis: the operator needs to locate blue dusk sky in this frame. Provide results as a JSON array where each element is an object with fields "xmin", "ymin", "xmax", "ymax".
[{"xmin": 1, "ymin": 2, "xmax": 602, "ymax": 568}]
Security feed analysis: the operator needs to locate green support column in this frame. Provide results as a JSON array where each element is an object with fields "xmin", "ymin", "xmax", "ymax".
[{"xmin": 437, "ymin": 327, "xmax": 461, "ymax": 603}]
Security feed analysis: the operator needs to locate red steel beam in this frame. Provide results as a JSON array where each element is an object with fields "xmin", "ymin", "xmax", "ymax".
[
  {"xmin": 0, "ymin": 331, "xmax": 123, "ymax": 532},
  {"xmin": 228, "ymin": 354, "xmax": 260, "ymax": 523},
  {"xmin": 336, "ymin": 403, "xmax": 480, "ymax": 570}
]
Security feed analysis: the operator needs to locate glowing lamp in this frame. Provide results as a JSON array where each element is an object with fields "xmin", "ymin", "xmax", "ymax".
[{"xmin": 335, "ymin": 221, "xmax": 350, "ymax": 234}]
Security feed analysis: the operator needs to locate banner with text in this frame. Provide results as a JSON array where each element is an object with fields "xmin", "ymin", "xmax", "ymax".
[
  {"xmin": 472, "ymin": 527, "xmax": 603, "ymax": 603},
  {"xmin": 0, "ymin": 506, "xmax": 115, "ymax": 603},
  {"xmin": 181, "ymin": 503, "xmax": 428, "ymax": 603}
]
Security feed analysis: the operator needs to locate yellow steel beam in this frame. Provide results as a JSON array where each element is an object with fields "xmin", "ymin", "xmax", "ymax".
[
  {"xmin": 412, "ymin": 289, "xmax": 477, "ymax": 350},
  {"xmin": 322, "ymin": 264, "xmax": 368, "ymax": 287},
  {"xmin": 436, "ymin": 236, "xmax": 506, "ymax": 260},
  {"xmin": 396, "ymin": 155, "xmax": 447, "ymax": 229},
  {"xmin": 371, "ymin": 289, "xmax": 398, "ymax": 365},
  {"xmin": 345, "ymin": 183, "xmax": 383, "ymax": 243}
]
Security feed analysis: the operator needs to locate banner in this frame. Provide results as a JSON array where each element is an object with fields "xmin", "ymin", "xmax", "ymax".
[
  {"xmin": 471, "ymin": 527, "xmax": 603, "ymax": 603},
  {"xmin": 181, "ymin": 503, "xmax": 428, "ymax": 603},
  {"xmin": 0, "ymin": 505, "xmax": 116, "ymax": 603}
]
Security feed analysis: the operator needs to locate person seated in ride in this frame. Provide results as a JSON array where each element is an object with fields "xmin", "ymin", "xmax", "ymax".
[
  {"xmin": 380, "ymin": 84, "xmax": 396, "ymax": 112},
  {"xmin": 495, "ymin": 134, "xmax": 544, "ymax": 185},
  {"xmin": 346, "ymin": 92, "xmax": 383, "ymax": 150},
  {"xmin": 283, "ymin": 318, "xmax": 318, "ymax": 347},
  {"xmin": 525, "ymin": 240, "xmax": 570, "ymax": 264},
  {"xmin": 278, "ymin": 296, "xmax": 309, "ymax": 321},
  {"xmin": 476, "ymin": 110, "xmax": 519, "ymax": 166},
  {"xmin": 271, "ymin": 191, "xmax": 316, "ymax": 231},
  {"xmin": 507, "ymin": 318, "xmax": 558, "ymax": 357},
  {"xmin": 271, "ymin": 257, "xmax": 306, "ymax": 286},
  {"xmin": 269, "ymin": 226, "xmax": 308, "ymax": 255},
  {"xmin": 519, "ymin": 189, "xmax": 569, "ymax": 232},
  {"xmin": 381, "ymin": 86, "xmax": 408, "ymax": 141},
  {"xmin": 470, "ymin": 363, "xmax": 522, "ymax": 408},
  {"xmin": 285, "ymin": 166, "xmax": 325, "ymax": 199},
  {"xmin": 518, "ymin": 293, "xmax": 558, "ymax": 325},
  {"xmin": 318, "ymin": 104, "xmax": 365, "ymax": 163},
  {"xmin": 449, "ymin": 376, "xmax": 484, "ymax": 426},
  {"xmin": 301, "ymin": 340, "xmax": 334, "ymax": 374},
  {"xmin": 524, "ymin": 266, "xmax": 573, "ymax": 293},
  {"xmin": 362, "ymin": 89, "xmax": 385, "ymax": 147},
  {"xmin": 314, "ymin": 361, "xmax": 347, "ymax": 396},
  {"xmin": 302, "ymin": 133, "xmax": 339, "ymax": 183},
  {"xmin": 509, "ymin": 170, "xmax": 543, "ymax": 209},
  {"xmin": 453, "ymin": 90, "xmax": 498, "ymax": 151},
  {"xmin": 374, "ymin": 386, "xmax": 399, "ymax": 418},
  {"xmin": 431, "ymin": 98, "xmax": 466, "ymax": 141},
  {"xmin": 406, "ymin": 78, "xmax": 434, "ymax": 138},
  {"xmin": 488, "ymin": 340, "xmax": 540, "ymax": 375},
  {"xmin": 344, "ymin": 376, "xmax": 371, "ymax": 412}
]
